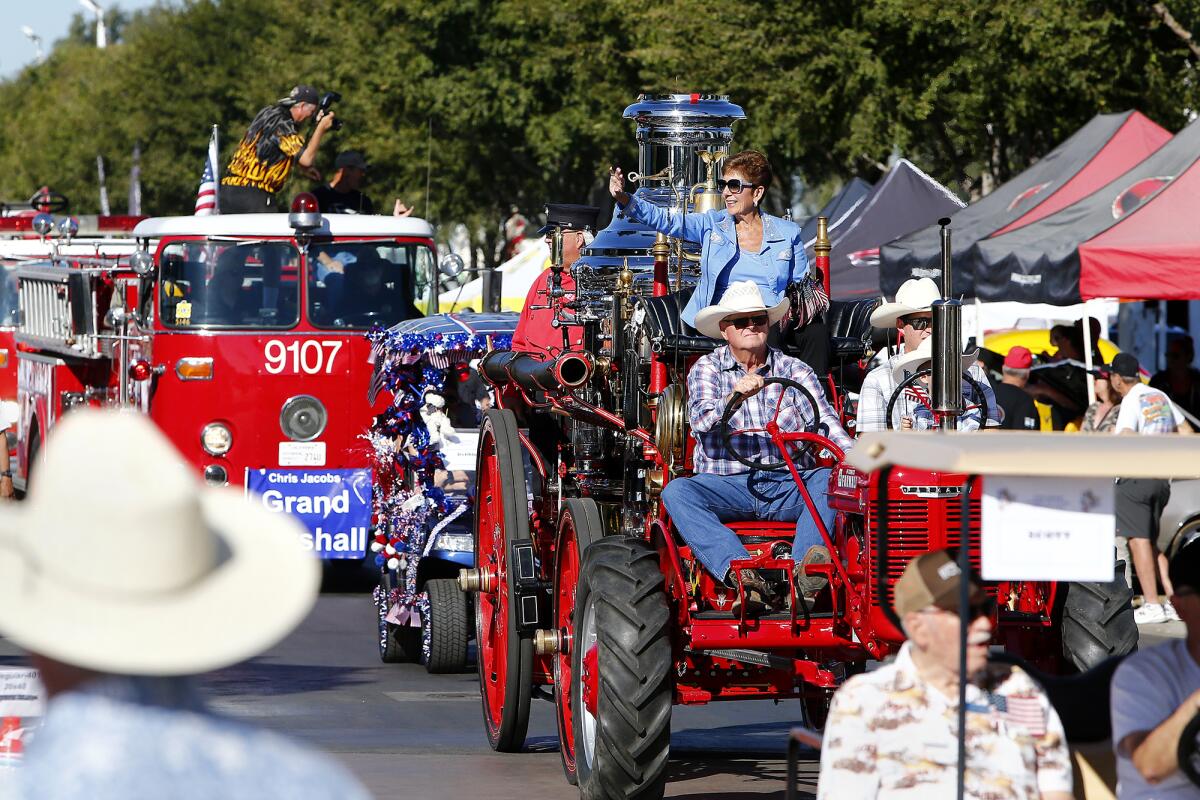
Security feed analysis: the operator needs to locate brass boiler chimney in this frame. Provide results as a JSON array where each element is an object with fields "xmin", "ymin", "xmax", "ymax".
[{"xmin": 930, "ymin": 217, "xmax": 963, "ymax": 420}]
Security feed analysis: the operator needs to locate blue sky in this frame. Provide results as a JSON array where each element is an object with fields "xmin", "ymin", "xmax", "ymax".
[{"xmin": 2, "ymin": 0, "xmax": 164, "ymax": 79}]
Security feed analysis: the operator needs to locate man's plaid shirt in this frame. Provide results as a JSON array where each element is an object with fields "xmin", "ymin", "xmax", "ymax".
[
  {"xmin": 688, "ymin": 345, "xmax": 853, "ymax": 475},
  {"xmin": 856, "ymin": 353, "xmax": 1000, "ymax": 433}
]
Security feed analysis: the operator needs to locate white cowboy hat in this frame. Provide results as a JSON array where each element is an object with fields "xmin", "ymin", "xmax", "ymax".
[
  {"xmin": 891, "ymin": 335, "xmax": 979, "ymax": 381},
  {"xmin": 694, "ymin": 280, "xmax": 790, "ymax": 339},
  {"xmin": 870, "ymin": 277, "xmax": 942, "ymax": 328},
  {"xmin": 0, "ymin": 410, "xmax": 320, "ymax": 676}
]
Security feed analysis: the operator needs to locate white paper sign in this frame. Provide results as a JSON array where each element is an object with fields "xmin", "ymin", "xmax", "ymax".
[
  {"xmin": 440, "ymin": 429, "xmax": 480, "ymax": 474},
  {"xmin": 981, "ymin": 476, "xmax": 1114, "ymax": 582},
  {"xmin": 278, "ymin": 441, "xmax": 326, "ymax": 467},
  {"xmin": 0, "ymin": 669, "xmax": 43, "ymax": 718}
]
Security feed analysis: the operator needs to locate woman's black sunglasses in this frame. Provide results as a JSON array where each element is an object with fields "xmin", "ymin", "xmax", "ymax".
[{"xmin": 717, "ymin": 179, "xmax": 756, "ymax": 194}]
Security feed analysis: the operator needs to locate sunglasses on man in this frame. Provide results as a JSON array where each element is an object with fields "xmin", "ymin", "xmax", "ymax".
[
  {"xmin": 717, "ymin": 178, "xmax": 757, "ymax": 194},
  {"xmin": 725, "ymin": 313, "xmax": 769, "ymax": 330},
  {"xmin": 901, "ymin": 316, "xmax": 933, "ymax": 331}
]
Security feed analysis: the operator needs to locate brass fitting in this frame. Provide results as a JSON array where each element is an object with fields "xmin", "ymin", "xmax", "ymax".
[
  {"xmin": 458, "ymin": 567, "xmax": 497, "ymax": 594},
  {"xmin": 534, "ymin": 628, "xmax": 562, "ymax": 656}
]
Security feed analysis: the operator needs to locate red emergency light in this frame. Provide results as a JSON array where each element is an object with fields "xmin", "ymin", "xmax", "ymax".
[{"xmin": 288, "ymin": 192, "xmax": 322, "ymax": 231}]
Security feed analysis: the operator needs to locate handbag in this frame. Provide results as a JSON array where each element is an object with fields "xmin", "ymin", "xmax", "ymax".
[{"xmin": 782, "ymin": 273, "xmax": 830, "ymax": 331}]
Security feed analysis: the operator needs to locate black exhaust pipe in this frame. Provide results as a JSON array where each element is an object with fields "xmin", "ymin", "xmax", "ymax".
[{"xmin": 479, "ymin": 350, "xmax": 593, "ymax": 393}]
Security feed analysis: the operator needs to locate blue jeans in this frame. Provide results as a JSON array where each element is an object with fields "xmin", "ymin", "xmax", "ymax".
[{"xmin": 661, "ymin": 469, "xmax": 834, "ymax": 582}]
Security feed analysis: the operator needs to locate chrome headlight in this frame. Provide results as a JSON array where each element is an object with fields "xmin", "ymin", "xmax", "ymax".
[
  {"xmin": 201, "ymin": 422, "xmax": 233, "ymax": 455},
  {"xmin": 435, "ymin": 532, "xmax": 474, "ymax": 553},
  {"xmin": 280, "ymin": 395, "xmax": 327, "ymax": 442}
]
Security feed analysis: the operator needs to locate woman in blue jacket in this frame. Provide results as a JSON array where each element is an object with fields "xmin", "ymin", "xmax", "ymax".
[{"xmin": 608, "ymin": 150, "xmax": 826, "ymax": 347}]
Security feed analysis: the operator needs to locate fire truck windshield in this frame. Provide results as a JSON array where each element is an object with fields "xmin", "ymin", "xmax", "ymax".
[
  {"xmin": 0, "ymin": 263, "xmax": 19, "ymax": 327},
  {"xmin": 307, "ymin": 241, "xmax": 432, "ymax": 329},
  {"xmin": 158, "ymin": 241, "xmax": 300, "ymax": 328}
]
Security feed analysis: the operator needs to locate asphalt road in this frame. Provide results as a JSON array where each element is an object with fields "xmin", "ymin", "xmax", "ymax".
[
  {"xmin": 1, "ymin": 585, "xmax": 1184, "ymax": 800},
  {"xmin": 199, "ymin": 591, "xmax": 818, "ymax": 799}
]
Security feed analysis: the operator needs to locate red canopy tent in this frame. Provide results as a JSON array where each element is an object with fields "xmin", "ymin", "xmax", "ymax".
[
  {"xmin": 992, "ymin": 111, "xmax": 1171, "ymax": 236},
  {"xmin": 1079, "ymin": 157, "xmax": 1200, "ymax": 300}
]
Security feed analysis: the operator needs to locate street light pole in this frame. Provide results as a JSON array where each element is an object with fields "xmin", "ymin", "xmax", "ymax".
[
  {"xmin": 20, "ymin": 26, "xmax": 44, "ymax": 64},
  {"xmin": 79, "ymin": 0, "xmax": 107, "ymax": 49}
]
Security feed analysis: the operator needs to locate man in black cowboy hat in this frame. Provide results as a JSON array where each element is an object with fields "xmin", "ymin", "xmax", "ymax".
[
  {"xmin": 510, "ymin": 203, "xmax": 601, "ymax": 356},
  {"xmin": 220, "ymin": 84, "xmax": 337, "ymax": 214}
]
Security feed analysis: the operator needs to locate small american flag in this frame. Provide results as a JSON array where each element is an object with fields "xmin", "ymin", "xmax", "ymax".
[
  {"xmin": 989, "ymin": 692, "xmax": 1046, "ymax": 736},
  {"xmin": 194, "ymin": 125, "xmax": 220, "ymax": 216}
]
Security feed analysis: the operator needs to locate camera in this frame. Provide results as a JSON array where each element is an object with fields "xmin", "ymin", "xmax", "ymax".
[{"xmin": 318, "ymin": 91, "xmax": 343, "ymax": 131}]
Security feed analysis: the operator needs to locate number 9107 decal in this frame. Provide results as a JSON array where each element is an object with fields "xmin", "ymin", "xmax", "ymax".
[{"xmin": 263, "ymin": 339, "xmax": 345, "ymax": 375}]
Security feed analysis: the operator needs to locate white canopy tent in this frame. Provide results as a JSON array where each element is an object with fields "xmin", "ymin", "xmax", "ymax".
[{"xmin": 438, "ymin": 240, "xmax": 549, "ymax": 313}]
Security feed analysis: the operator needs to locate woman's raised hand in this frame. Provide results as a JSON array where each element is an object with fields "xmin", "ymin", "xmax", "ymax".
[{"xmin": 608, "ymin": 166, "xmax": 629, "ymax": 206}]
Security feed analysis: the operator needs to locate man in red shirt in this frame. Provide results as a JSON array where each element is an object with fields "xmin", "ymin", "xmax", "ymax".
[{"xmin": 510, "ymin": 203, "xmax": 600, "ymax": 356}]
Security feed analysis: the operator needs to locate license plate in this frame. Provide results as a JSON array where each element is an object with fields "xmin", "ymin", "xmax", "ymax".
[{"xmin": 279, "ymin": 441, "xmax": 326, "ymax": 466}]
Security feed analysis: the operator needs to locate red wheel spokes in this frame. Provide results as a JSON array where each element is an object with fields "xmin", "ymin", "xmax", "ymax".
[
  {"xmin": 555, "ymin": 516, "xmax": 579, "ymax": 760},
  {"xmin": 477, "ymin": 431, "xmax": 508, "ymax": 732}
]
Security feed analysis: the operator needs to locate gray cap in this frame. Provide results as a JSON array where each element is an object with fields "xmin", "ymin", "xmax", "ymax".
[{"xmin": 334, "ymin": 151, "xmax": 369, "ymax": 171}]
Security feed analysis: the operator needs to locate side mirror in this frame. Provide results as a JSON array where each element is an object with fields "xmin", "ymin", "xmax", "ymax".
[
  {"xmin": 439, "ymin": 253, "xmax": 465, "ymax": 278},
  {"xmin": 130, "ymin": 250, "xmax": 155, "ymax": 277}
]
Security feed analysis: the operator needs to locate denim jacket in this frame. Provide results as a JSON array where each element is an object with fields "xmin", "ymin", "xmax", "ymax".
[{"xmin": 619, "ymin": 192, "xmax": 811, "ymax": 328}]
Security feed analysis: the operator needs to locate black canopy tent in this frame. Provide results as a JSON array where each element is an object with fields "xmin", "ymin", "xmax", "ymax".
[
  {"xmin": 800, "ymin": 177, "xmax": 873, "ymax": 260},
  {"xmin": 880, "ymin": 111, "xmax": 1170, "ymax": 298},
  {"xmin": 827, "ymin": 160, "xmax": 964, "ymax": 301}
]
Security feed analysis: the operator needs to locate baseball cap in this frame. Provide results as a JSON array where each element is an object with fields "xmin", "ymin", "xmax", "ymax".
[
  {"xmin": 893, "ymin": 549, "xmax": 986, "ymax": 618},
  {"xmin": 1004, "ymin": 346, "xmax": 1033, "ymax": 370},
  {"xmin": 1110, "ymin": 352, "xmax": 1140, "ymax": 379},
  {"xmin": 1170, "ymin": 540, "xmax": 1200, "ymax": 595},
  {"xmin": 334, "ymin": 151, "xmax": 369, "ymax": 171},
  {"xmin": 280, "ymin": 84, "xmax": 320, "ymax": 106}
]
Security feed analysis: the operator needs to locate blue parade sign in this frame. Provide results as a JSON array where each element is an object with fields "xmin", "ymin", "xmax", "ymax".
[{"xmin": 245, "ymin": 468, "xmax": 372, "ymax": 559}]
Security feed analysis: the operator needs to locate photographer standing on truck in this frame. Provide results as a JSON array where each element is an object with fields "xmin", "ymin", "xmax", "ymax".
[{"xmin": 220, "ymin": 84, "xmax": 336, "ymax": 213}]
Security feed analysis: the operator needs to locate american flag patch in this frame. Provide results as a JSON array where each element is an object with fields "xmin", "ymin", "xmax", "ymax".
[{"xmin": 988, "ymin": 693, "xmax": 1046, "ymax": 736}]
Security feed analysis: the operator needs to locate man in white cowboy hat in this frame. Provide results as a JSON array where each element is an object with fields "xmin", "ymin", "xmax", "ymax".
[
  {"xmin": 856, "ymin": 277, "xmax": 1000, "ymax": 432},
  {"xmin": 660, "ymin": 281, "xmax": 853, "ymax": 616},
  {"xmin": 0, "ymin": 410, "xmax": 368, "ymax": 800}
]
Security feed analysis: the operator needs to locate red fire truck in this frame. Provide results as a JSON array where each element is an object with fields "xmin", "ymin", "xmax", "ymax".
[
  {"xmin": 0, "ymin": 211, "xmax": 144, "ymax": 456},
  {"xmin": 14, "ymin": 196, "xmax": 456, "ymax": 561}
]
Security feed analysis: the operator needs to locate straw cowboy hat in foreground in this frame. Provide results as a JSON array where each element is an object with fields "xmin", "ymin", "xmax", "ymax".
[{"xmin": 0, "ymin": 409, "xmax": 320, "ymax": 675}]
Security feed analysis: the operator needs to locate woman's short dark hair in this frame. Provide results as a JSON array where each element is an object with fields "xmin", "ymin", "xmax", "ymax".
[{"xmin": 724, "ymin": 150, "xmax": 772, "ymax": 190}]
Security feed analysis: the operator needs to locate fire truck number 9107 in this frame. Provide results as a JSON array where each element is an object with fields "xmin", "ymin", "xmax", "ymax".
[{"xmin": 263, "ymin": 340, "xmax": 345, "ymax": 375}]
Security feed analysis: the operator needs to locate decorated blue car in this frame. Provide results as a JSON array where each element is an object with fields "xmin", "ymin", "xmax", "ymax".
[{"xmin": 365, "ymin": 312, "xmax": 517, "ymax": 673}]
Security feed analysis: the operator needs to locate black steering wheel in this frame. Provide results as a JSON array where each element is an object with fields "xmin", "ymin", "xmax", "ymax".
[
  {"xmin": 1179, "ymin": 709, "xmax": 1200, "ymax": 787},
  {"xmin": 29, "ymin": 189, "xmax": 69, "ymax": 214},
  {"xmin": 884, "ymin": 368, "xmax": 991, "ymax": 431},
  {"xmin": 719, "ymin": 376, "xmax": 820, "ymax": 472}
]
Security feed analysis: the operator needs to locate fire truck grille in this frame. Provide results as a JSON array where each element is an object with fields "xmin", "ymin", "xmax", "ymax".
[{"xmin": 18, "ymin": 274, "xmax": 100, "ymax": 356}]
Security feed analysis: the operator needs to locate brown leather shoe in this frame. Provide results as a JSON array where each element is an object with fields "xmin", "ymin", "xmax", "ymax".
[
  {"xmin": 794, "ymin": 546, "xmax": 831, "ymax": 597},
  {"xmin": 728, "ymin": 568, "xmax": 772, "ymax": 617}
]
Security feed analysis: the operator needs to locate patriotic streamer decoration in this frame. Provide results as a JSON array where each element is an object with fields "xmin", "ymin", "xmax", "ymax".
[{"xmin": 366, "ymin": 326, "xmax": 500, "ymax": 664}]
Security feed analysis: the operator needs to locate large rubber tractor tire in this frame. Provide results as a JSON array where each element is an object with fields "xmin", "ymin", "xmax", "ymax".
[
  {"xmin": 426, "ymin": 578, "xmax": 470, "ymax": 674},
  {"xmin": 474, "ymin": 409, "xmax": 534, "ymax": 752},
  {"xmin": 553, "ymin": 498, "xmax": 607, "ymax": 784},
  {"xmin": 573, "ymin": 537, "xmax": 672, "ymax": 800},
  {"xmin": 1061, "ymin": 559, "xmax": 1139, "ymax": 672},
  {"xmin": 375, "ymin": 571, "xmax": 420, "ymax": 664}
]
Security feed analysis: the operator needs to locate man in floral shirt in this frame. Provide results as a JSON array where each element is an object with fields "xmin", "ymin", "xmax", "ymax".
[{"xmin": 818, "ymin": 550, "xmax": 1072, "ymax": 799}]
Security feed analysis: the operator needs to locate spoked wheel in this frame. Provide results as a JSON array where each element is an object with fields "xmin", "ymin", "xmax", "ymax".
[
  {"xmin": 474, "ymin": 409, "xmax": 534, "ymax": 752},
  {"xmin": 553, "ymin": 498, "xmax": 606, "ymax": 784},
  {"xmin": 573, "ymin": 537, "xmax": 672, "ymax": 800}
]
